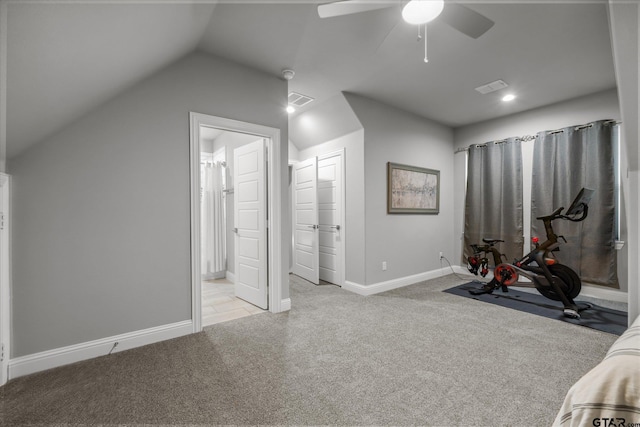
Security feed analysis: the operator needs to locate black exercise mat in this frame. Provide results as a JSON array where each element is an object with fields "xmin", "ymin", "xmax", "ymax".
[{"xmin": 444, "ymin": 282, "xmax": 628, "ymax": 335}]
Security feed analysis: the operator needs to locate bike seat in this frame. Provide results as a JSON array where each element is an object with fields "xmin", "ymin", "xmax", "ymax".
[{"xmin": 482, "ymin": 238, "xmax": 504, "ymax": 245}]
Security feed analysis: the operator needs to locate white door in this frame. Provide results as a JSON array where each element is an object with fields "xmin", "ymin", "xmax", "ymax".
[
  {"xmin": 0, "ymin": 173, "xmax": 9, "ymax": 386},
  {"xmin": 318, "ymin": 153, "xmax": 343, "ymax": 285},
  {"xmin": 233, "ymin": 139, "xmax": 268, "ymax": 309},
  {"xmin": 293, "ymin": 157, "xmax": 319, "ymax": 284}
]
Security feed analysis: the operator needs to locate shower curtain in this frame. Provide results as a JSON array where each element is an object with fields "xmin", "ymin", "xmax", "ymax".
[{"xmin": 201, "ymin": 162, "xmax": 226, "ymax": 279}]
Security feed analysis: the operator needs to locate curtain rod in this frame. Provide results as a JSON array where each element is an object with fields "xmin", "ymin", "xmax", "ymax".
[
  {"xmin": 455, "ymin": 120, "xmax": 622, "ymax": 154},
  {"xmin": 454, "ymin": 135, "xmax": 535, "ymax": 154},
  {"xmin": 548, "ymin": 119, "xmax": 620, "ymax": 135},
  {"xmin": 200, "ymin": 160, "xmax": 227, "ymax": 167}
]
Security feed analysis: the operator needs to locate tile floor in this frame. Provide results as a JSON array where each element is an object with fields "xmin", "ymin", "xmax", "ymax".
[{"xmin": 202, "ymin": 278, "xmax": 266, "ymax": 327}]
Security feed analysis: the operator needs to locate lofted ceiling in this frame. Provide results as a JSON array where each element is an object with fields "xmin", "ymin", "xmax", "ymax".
[{"xmin": 6, "ymin": 0, "xmax": 617, "ymax": 158}]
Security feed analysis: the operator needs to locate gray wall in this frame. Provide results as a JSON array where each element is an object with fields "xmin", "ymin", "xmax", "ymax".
[
  {"xmin": 289, "ymin": 93, "xmax": 363, "ymax": 151},
  {"xmin": 453, "ymin": 89, "xmax": 625, "ymax": 290},
  {"xmin": 288, "ymin": 140, "xmax": 299, "ymax": 163},
  {"xmin": 344, "ymin": 93, "xmax": 456, "ymax": 286},
  {"xmin": 298, "ymin": 129, "xmax": 366, "ymax": 286},
  {"xmin": 9, "ymin": 51, "xmax": 288, "ymax": 357}
]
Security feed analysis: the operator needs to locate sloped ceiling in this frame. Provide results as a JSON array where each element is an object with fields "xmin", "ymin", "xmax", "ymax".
[
  {"xmin": 6, "ymin": 1, "xmax": 617, "ymax": 159},
  {"xmin": 289, "ymin": 93, "xmax": 363, "ymax": 150},
  {"xmin": 6, "ymin": 2, "xmax": 216, "ymax": 159}
]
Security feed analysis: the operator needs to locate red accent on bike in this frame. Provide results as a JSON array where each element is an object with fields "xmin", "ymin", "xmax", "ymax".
[
  {"xmin": 532, "ymin": 237, "xmax": 539, "ymax": 243},
  {"xmin": 494, "ymin": 264, "xmax": 519, "ymax": 286},
  {"xmin": 545, "ymin": 258, "xmax": 556, "ymax": 265}
]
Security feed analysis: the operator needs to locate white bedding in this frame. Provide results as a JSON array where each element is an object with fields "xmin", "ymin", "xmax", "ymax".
[{"xmin": 554, "ymin": 316, "xmax": 640, "ymax": 426}]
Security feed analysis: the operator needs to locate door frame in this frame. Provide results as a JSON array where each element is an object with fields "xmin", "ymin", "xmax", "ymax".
[
  {"xmin": 189, "ymin": 112, "xmax": 284, "ymax": 333},
  {"xmin": 318, "ymin": 149, "xmax": 346, "ymax": 287},
  {"xmin": 0, "ymin": 173, "xmax": 10, "ymax": 386}
]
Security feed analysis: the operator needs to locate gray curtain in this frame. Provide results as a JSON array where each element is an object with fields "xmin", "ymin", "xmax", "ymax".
[
  {"xmin": 464, "ymin": 138, "xmax": 523, "ymax": 264},
  {"xmin": 531, "ymin": 120, "xmax": 617, "ymax": 288}
]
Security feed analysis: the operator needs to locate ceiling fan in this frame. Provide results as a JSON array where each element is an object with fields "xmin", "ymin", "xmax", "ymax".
[{"xmin": 318, "ymin": 0, "xmax": 494, "ymax": 61}]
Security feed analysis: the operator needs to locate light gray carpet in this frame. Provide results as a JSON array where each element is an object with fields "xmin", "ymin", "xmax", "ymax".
[{"xmin": 1, "ymin": 274, "xmax": 619, "ymax": 426}]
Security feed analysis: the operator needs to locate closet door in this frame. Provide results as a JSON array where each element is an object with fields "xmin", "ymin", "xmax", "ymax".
[
  {"xmin": 293, "ymin": 158, "xmax": 319, "ymax": 284},
  {"xmin": 318, "ymin": 152, "xmax": 343, "ymax": 285}
]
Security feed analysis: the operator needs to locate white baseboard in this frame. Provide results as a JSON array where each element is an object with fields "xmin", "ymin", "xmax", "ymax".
[
  {"xmin": 280, "ymin": 298, "xmax": 291, "ymax": 311},
  {"xmin": 580, "ymin": 283, "xmax": 628, "ymax": 303},
  {"xmin": 8, "ymin": 320, "xmax": 193, "ymax": 380},
  {"xmin": 226, "ymin": 270, "xmax": 236, "ymax": 284},
  {"xmin": 202, "ymin": 271, "xmax": 226, "ymax": 280},
  {"xmin": 451, "ymin": 265, "xmax": 474, "ymax": 277},
  {"xmin": 344, "ymin": 266, "xmax": 462, "ymax": 296}
]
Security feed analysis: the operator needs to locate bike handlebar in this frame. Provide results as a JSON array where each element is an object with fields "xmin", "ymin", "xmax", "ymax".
[
  {"xmin": 536, "ymin": 207, "xmax": 564, "ymax": 222},
  {"xmin": 535, "ymin": 204, "xmax": 589, "ymax": 223},
  {"xmin": 562, "ymin": 204, "xmax": 589, "ymax": 222}
]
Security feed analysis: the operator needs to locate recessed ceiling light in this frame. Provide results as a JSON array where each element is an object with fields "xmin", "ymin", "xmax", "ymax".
[
  {"xmin": 502, "ymin": 94, "xmax": 516, "ymax": 102},
  {"xmin": 286, "ymin": 105, "xmax": 296, "ymax": 114}
]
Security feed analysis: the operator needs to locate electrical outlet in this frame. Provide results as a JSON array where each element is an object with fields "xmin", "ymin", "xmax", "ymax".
[
  {"xmin": 439, "ymin": 252, "xmax": 443, "ymax": 260},
  {"xmin": 382, "ymin": 261, "xmax": 387, "ymax": 271}
]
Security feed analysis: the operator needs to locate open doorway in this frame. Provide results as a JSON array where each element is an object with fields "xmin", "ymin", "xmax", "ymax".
[
  {"xmin": 189, "ymin": 113, "xmax": 285, "ymax": 333},
  {"xmin": 200, "ymin": 129, "xmax": 266, "ymax": 326}
]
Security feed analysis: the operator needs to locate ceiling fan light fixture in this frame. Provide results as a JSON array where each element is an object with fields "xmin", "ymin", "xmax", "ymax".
[{"xmin": 402, "ymin": 0, "xmax": 444, "ymax": 25}]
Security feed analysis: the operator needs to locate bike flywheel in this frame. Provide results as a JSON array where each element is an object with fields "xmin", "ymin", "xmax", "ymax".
[{"xmin": 494, "ymin": 263, "xmax": 519, "ymax": 286}]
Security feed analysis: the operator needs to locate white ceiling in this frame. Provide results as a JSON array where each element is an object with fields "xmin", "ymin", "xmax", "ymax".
[
  {"xmin": 200, "ymin": 126, "xmax": 225, "ymax": 144},
  {"xmin": 6, "ymin": 1, "xmax": 617, "ymax": 159}
]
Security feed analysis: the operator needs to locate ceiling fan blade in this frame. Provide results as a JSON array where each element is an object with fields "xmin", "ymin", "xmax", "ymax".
[
  {"xmin": 318, "ymin": 1, "xmax": 395, "ymax": 19},
  {"xmin": 439, "ymin": 3, "xmax": 494, "ymax": 39}
]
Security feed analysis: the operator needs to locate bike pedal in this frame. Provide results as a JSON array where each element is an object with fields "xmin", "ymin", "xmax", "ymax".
[{"xmin": 563, "ymin": 308, "xmax": 580, "ymax": 319}]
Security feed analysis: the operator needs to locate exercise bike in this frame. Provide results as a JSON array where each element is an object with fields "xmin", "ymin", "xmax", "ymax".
[
  {"xmin": 468, "ymin": 188, "xmax": 595, "ymax": 319},
  {"xmin": 467, "ymin": 239, "xmax": 507, "ymax": 279}
]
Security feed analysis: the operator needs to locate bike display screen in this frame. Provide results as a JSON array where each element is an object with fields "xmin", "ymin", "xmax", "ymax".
[{"xmin": 565, "ymin": 188, "xmax": 595, "ymax": 217}]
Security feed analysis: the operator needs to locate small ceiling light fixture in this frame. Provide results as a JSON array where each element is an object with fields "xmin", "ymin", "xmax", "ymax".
[
  {"xmin": 502, "ymin": 94, "xmax": 516, "ymax": 102},
  {"xmin": 286, "ymin": 105, "xmax": 296, "ymax": 114},
  {"xmin": 402, "ymin": 0, "xmax": 444, "ymax": 25},
  {"xmin": 403, "ymin": 1, "xmax": 444, "ymax": 64},
  {"xmin": 282, "ymin": 69, "xmax": 295, "ymax": 81}
]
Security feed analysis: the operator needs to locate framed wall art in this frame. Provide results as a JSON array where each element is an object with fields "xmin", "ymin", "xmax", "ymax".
[{"xmin": 387, "ymin": 162, "xmax": 440, "ymax": 214}]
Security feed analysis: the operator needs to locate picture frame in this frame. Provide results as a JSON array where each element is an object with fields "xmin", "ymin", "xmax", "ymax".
[{"xmin": 387, "ymin": 162, "xmax": 440, "ymax": 214}]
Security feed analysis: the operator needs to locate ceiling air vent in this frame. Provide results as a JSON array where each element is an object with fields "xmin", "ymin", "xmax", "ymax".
[
  {"xmin": 475, "ymin": 79, "xmax": 509, "ymax": 94},
  {"xmin": 288, "ymin": 92, "xmax": 314, "ymax": 107}
]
